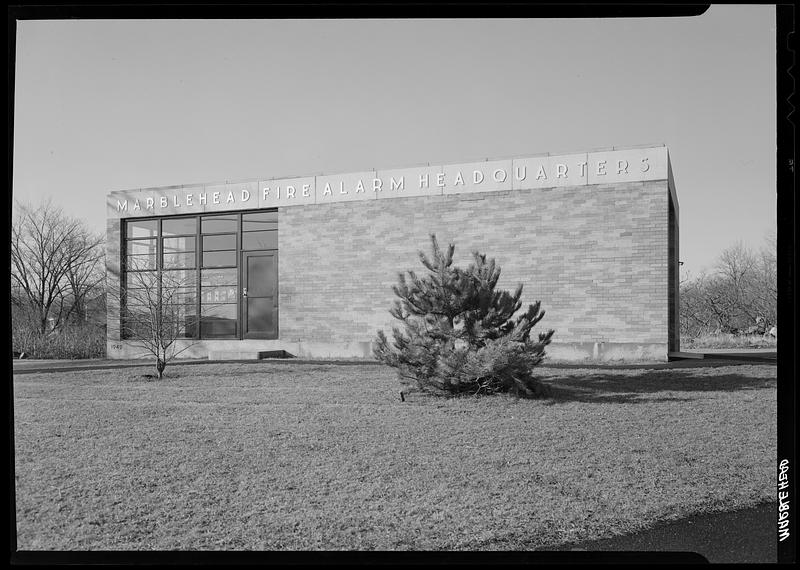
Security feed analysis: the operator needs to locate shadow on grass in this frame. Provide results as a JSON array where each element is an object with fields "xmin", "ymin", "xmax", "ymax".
[{"xmin": 542, "ymin": 368, "xmax": 776, "ymax": 405}]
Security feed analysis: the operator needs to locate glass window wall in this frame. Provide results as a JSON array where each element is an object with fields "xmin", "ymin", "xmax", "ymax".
[{"xmin": 121, "ymin": 210, "xmax": 277, "ymax": 341}]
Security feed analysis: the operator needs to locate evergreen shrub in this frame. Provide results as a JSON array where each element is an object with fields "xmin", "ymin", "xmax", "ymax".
[{"xmin": 374, "ymin": 235, "xmax": 555, "ymax": 398}]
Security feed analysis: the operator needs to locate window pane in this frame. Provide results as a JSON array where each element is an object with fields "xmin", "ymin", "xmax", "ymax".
[
  {"xmin": 242, "ymin": 211, "xmax": 278, "ymax": 231},
  {"xmin": 163, "ymin": 236, "xmax": 196, "ymax": 253},
  {"xmin": 161, "ymin": 271, "xmax": 197, "ymax": 305},
  {"xmin": 126, "ymin": 271, "xmax": 194, "ymax": 300},
  {"xmin": 125, "ymin": 304, "xmax": 151, "ymax": 318},
  {"xmin": 162, "ymin": 269, "xmax": 197, "ymax": 288},
  {"xmin": 242, "ymin": 230, "xmax": 277, "ymax": 250},
  {"xmin": 163, "ymin": 287, "xmax": 196, "ymax": 306},
  {"xmin": 126, "ymin": 254, "xmax": 156, "ymax": 271},
  {"xmin": 162, "ymin": 218, "xmax": 197, "ymax": 236},
  {"xmin": 126, "ymin": 219, "xmax": 158, "ymax": 239},
  {"xmin": 127, "ymin": 239, "xmax": 157, "ymax": 256},
  {"xmin": 163, "ymin": 252, "xmax": 196, "ymax": 269},
  {"xmin": 202, "ymin": 285, "xmax": 238, "ymax": 304},
  {"xmin": 200, "ymin": 304, "xmax": 237, "ymax": 338},
  {"xmin": 122, "ymin": 318, "xmax": 151, "ymax": 339},
  {"xmin": 126, "ymin": 269, "xmax": 157, "ymax": 291},
  {"xmin": 202, "ymin": 250, "xmax": 236, "ymax": 267},
  {"xmin": 124, "ymin": 304, "xmax": 198, "ymax": 339},
  {"xmin": 202, "ymin": 215, "xmax": 238, "ymax": 233},
  {"xmin": 202, "ymin": 234, "xmax": 236, "ymax": 251},
  {"xmin": 201, "ymin": 303, "xmax": 237, "ymax": 318},
  {"xmin": 125, "ymin": 289, "xmax": 156, "ymax": 308},
  {"xmin": 200, "ymin": 319, "xmax": 237, "ymax": 338},
  {"xmin": 124, "ymin": 293, "xmax": 149, "ymax": 310},
  {"xmin": 201, "ymin": 268, "xmax": 237, "ymax": 287},
  {"xmin": 163, "ymin": 304, "xmax": 198, "ymax": 338}
]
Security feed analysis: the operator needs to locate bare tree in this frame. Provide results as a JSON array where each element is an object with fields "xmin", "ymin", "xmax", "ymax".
[
  {"xmin": 679, "ymin": 271, "xmax": 716, "ymax": 336},
  {"xmin": 715, "ymin": 241, "xmax": 777, "ymax": 332},
  {"xmin": 63, "ymin": 241, "xmax": 106, "ymax": 326},
  {"xmin": 680, "ymin": 234, "xmax": 777, "ymax": 338},
  {"xmin": 11, "ymin": 199, "xmax": 104, "ymax": 334},
  {"xmin": 756, "ymin": 231, "xmax": 778, "ymax": 328},
  {"xmin": 120, "ymin": 260, "xmax": 200, "ymax": 379}
]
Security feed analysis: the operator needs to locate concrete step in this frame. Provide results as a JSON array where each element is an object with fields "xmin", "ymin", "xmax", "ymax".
[
  {"xmin": 668, "ymin": 351, "xmax": 705, "ymax": 360},
  {"xmin": 208, "ymin": 349, "xmax": 291, "ymax": 361}
]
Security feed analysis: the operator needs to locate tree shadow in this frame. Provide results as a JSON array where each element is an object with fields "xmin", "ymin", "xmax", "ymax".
[{"xmin": 541, "ymin": 368, "xmax": 776, "ymax": 405}]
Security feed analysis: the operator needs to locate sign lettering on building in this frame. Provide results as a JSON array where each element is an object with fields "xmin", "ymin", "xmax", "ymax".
[{"xmin": 109, "ymin": 146, "xmax": 670, "ymax": 218}]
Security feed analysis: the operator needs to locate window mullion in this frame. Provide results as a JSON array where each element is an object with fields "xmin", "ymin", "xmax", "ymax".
[
  {"xmin": 196, "ymin": 215, "xmax": 201, "ymax": 340},
  {"xmin": 238, "ymin": 211, "xmax": 242, "ymax": 340},
  {"xmin": 157, "ymin": 219, "xmax": 163, "ymax": 345}
]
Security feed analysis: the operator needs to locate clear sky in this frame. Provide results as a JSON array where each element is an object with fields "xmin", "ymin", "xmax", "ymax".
[{"xmin": 12, "ymin": 7, "xmax": 777, "ymax": 277}]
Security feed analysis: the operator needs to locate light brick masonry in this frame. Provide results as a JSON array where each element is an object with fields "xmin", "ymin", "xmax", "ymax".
[{"xmin": 107, "ymin": 145, "xmax": 679, "ymax": 362}]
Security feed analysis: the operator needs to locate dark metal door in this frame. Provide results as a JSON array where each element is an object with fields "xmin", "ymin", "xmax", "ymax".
[{"xmin": 241, "ymin": 251, "xmax": 278, "ymax": 339}]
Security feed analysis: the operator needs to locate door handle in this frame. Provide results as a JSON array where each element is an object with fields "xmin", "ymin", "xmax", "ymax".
[{"xmin": 243, "ymin": 287, "xmax": 248, "ymax": 298}]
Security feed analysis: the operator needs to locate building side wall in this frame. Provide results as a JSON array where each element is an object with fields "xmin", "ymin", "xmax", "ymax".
[
  {"xmin": 106, "ymin": 218, "xmax": 122, "ymax": 341},
  {"xmin": 278, "ymin": 180, "xmax": 670, "ymax": 351},
  {"xmin": 668, "ymin": 192, "xmax": 680, "ymax": 352}
]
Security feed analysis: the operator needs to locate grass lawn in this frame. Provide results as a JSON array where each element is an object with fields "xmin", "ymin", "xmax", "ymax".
[{"xmin": 13, "ymin": 361, "xmax": 776, "ymax": 550}]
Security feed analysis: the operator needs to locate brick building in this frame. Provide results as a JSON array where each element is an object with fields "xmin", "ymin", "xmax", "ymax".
[{"xmin": 106, "ymin": 144, "xmax": 679, "ymax": 362}]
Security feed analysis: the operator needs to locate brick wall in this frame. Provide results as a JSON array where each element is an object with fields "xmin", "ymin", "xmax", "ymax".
[{"xmin": 278, "ymin": 180, "xmax": 670, "ymax": 348}]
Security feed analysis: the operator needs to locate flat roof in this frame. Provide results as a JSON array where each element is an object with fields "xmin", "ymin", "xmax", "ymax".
[{"xmin": 108, "ymin": 143, "xmax": 668, "ymax": 196}]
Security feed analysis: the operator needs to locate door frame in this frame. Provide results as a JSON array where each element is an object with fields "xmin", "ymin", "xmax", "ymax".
[{"xmin": 239, "ymin": 249, "xmax": 279, "ymax": 340}]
